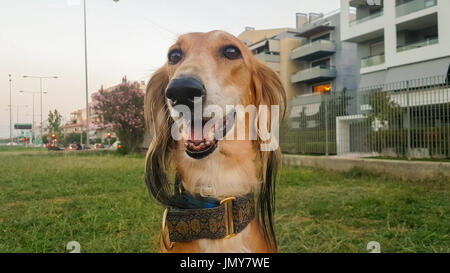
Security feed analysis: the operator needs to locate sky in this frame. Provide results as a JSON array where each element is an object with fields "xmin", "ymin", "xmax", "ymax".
[{"xmin": 0, "ymin": 0, "xmax": 340, "ymax": 138}]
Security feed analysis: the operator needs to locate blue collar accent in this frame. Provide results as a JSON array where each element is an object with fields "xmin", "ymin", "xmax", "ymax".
[{"xmin": 181, "ymin": 192, "xmax": 220, "ymax": 209}]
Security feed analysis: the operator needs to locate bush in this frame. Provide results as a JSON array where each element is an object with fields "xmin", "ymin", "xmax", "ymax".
[{"xmin": 92, "ymin": 79, "xmax": 145, "ymax": 153}]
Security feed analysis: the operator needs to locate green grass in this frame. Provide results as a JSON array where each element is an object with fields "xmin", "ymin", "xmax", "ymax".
[
  {"xmin": 0, "ymin": 151, "xmax": 449, "ymax": 253},
  {"xmin": 0, "ymin": 146, "xmax": 46, "ymax": 153}
]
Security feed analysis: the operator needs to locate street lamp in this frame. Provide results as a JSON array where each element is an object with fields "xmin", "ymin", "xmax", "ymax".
[
  {"xmin": 23, "ymin": 75, "xmax": 58, "ymax": 146},
  {"xmin": 8, "ymin": 74, "xmax": 13, "ymax": 144},
  {"xmin": 19, "ymin": 90, "xmax": 47, "ymax": 143},
  {"xmin": 82, "ymin": 0, "xmax": 119, "ymax": 148}
]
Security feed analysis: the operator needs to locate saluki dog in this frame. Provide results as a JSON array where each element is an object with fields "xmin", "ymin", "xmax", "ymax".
[{"xmin": 144, "ymin": 30, "xmax": 286, "ymax": 253}]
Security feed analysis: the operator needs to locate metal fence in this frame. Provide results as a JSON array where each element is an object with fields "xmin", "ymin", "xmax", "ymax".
[{"xmin": 280, "ymin": 75, "xmax": 450, "ymax": 158}]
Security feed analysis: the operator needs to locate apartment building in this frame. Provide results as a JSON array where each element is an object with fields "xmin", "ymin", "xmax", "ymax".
[
  {"xmin": 238, "ymin": 27, "xmax": 303, "ymax": 99},
  {"xmin": 340, "ymin": 0, "xmax": 450, "ymax": 88},
  {"xmin": 291, "ymin": 11, "xmax": 359, "ymax": 96}
]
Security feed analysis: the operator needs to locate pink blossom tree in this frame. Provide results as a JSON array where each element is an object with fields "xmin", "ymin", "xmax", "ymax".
[{"xmin": 93, "ymin": 80, "xmax": 145, "ymax": 153}]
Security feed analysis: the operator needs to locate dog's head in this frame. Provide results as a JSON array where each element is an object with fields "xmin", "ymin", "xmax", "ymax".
[{"xmin": 145, "ymin": 30, "xmax": 285, "ymax": 249}]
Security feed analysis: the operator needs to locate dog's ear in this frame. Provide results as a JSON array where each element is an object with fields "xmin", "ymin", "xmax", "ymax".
[
  {"xmin": 251, "ymin": 59, "xmax": 286, "ymax": 118},
  {"xmin": 145, "ymin": 66, "xmax": 170, "ymax": 135},
  {"xmin": 145, "ymin": 66, "xmax": 177, "ymax": 206},
  {"xmin": 251, "ymin": 59, "xmax": 286, "ymax": 252}
]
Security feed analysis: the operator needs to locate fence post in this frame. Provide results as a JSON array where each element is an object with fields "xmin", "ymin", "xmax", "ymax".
[
  {"xmin": 406, "ymin": 81, "xmax": 411, "ymax": 160},
  {"xmin": 325, "ymin": 96, "xmax": 329, "ymax": 156}
]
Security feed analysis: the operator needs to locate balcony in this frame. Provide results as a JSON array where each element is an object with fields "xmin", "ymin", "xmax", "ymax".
[
  {"xmin": 291, "ymin": 65, "xmax": 336, "ymax": 84},
  {"xmin": 350, "ymin": 10, "xmax": 384, "ymax": 26},
  {"xmin": 297, "ymin": 10, "xmax": 337, "ymax": 38},
  {"xmin": 255, "ymin": 52, "xmax": 280, "ymax": 63},
  {"xmin": 397, "ymin": 37, "xmax": 438, "ymax": 52},
  {"xmin": 291, "ymin": 40, "xmax": 336, "ymax": 61},
  {"xmin": 361, "ymin": 54, "xmax": 385, "ymax": 68},
  {"xmin": 396, "ymin": 0, "xmax": 437, "ymax": 18}
]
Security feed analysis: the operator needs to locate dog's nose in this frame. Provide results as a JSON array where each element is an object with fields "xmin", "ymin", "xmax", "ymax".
[{"xmin": 166, "ymin": 76, "xmax": 206, "ymax": 109}]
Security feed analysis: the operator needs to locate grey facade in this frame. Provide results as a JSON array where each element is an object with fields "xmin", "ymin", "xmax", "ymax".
[{"xmin": 291, "ymin": 12, "xmax": 359, "ymax": 95}]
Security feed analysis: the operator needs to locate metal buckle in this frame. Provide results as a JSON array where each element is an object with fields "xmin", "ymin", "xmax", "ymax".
[
  {"xmin": 220, "ymin": 197, "xmax": 237, "ymax": 239},
  {"xmin": 161, "ymin": 208, "xmax": 175, "ymax": 250}
]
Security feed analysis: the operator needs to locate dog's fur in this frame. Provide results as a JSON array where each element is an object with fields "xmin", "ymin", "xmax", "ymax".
[{"xmin": 144, "ymin": 31, "xmax": 286, "ymax": 253}]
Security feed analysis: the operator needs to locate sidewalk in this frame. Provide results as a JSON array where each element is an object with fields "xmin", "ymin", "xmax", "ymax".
[{"xmin": 283, "ymin": 154, "xmax": 450, "ymax": 181}]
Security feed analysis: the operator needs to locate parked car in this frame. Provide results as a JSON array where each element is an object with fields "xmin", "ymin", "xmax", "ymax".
[
  {"xmin": 68, "ymin": 143, "xmax": 81, "ymax": 151},
  {"xmin": 93, "ymin": 143, "xmax": 105, "ymax": 150}
]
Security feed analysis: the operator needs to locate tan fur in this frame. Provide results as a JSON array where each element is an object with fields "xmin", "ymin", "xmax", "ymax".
[{"xmin": 145, "ymin": 31, "xmax": 286, "ymax": 253}]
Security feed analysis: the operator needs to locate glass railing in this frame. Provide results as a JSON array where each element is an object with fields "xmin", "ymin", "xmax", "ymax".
[
  {"xmin": 350, "ymin": 10, "xmax": 384, "ymax": 26},
  {"xmin": 293, "ymin": 65, "xmax": 336, "ymax": 75},
  {"xmin": 397, "ymin": 37, "xmax": 438, "ymax": 52},
  {"xmin": 396, "ymin": 0, "xmax": 437, "ymax": 18},
  {"xmin": 361, "ymin": 54, "xmax": 385, "ymax": 68},
  {"xmin": 292, "ymin": 39, "xmax": 335, "ymax": 54},
  {"xmin": 255, "ymin": 51, "xmax": 280, "ymax": 62}
]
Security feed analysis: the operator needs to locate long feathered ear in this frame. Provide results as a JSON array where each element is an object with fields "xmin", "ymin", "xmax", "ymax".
[
  {"xmin": 251, "ymin": 59, "xmax": 286, "ymax": 252},
  {"xmin": 145, "ymin": 66, "xmax": 177, "ymax": 206}
]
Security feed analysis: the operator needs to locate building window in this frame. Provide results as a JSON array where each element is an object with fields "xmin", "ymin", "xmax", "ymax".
[{"xmin": 312, "ymin": 83, "xmax": 332, "ymax": 94}]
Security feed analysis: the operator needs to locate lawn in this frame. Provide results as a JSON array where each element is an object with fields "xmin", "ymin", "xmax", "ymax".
[
  {"xmin": 0, "ymin": 149, "xmax": 449, "ymax": 253},
  {"xmin": 0, "ymin": 146, "xmax": 46, "ymax": 153}
]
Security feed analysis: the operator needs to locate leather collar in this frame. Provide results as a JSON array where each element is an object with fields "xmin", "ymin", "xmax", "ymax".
[{"xmin": 164, "ymin": 193, "xmax": 255, "ymax": 243}]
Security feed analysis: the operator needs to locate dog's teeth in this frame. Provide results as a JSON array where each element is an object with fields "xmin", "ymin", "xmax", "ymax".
[{"xmin": 208, "ymin": 127, "xmax": 215, "ymax": 140}]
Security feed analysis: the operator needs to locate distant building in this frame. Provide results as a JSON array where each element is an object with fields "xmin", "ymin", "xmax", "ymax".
[
  {"xmin": 292, "ymin": 11, "xmax": 359, "ymax": 96},
  {"xmin": 62, "ymin": 76, "xmax": 149, "ymax": 147},
  {"xmin": 61, "ymin": 108, "xmax": 86, "ymax": 136},
  {"xmin": 239, "ymin": 11, "xmax": 359, "ymax": 129},
  {"xmin": 238, "ymin": 28, "xmax": 303, "ymax": 100},
  {"xmin": 340, "ymin": 0, "xmax": 450, "ymax": 88}
]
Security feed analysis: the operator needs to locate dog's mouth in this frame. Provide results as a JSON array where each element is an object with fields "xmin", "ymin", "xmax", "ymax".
[{"xmin": 182, "ymin": 111, "xmax": 236, "ymax": 160}]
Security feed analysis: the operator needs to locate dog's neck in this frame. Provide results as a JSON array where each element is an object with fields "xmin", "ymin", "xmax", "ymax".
[{"xmin": 176, "ymin": 144, "xmax": 260, "ymax": 199}]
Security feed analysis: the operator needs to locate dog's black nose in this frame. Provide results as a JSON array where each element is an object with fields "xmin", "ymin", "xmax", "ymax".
[{"xmin": 166, "ymin": 76, "xmax": 206, "ymax": 109}]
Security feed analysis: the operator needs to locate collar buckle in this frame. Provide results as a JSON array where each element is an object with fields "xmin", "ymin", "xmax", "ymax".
[
  {"xmin": 220, "ymin": 197, "xmax": 237, "ymax": 239},
  {"xmin": 161, "ymin": 208, "xmax": 175, "ymax": 250}
]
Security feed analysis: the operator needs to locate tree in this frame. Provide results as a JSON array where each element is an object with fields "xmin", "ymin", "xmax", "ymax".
[
  {"xmin": 47, "ymin": 109, "xmax": 63, "ymax": 136},
  {"xmin": 92, "ymin": 78, "xmax": 145, "ymax": 153},
  {"xmin": 367, "ymin": 91, "xmax": 402, "ymax": 128}
]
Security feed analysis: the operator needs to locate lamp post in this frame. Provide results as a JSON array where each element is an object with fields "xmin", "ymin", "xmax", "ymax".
[
  {"xmin": 8, "ymin": 104, "xmax": 29, "ymax": 139},
  {"xmin": 19, "ymin": 90, "xmax": 47, "ymax": 143},
  {"xmin": 82, "ymin": 0, "xmax": 119, "ymax": 148},
  {"xmin": 8, "ymin": 74, "xmax": 12, "ymax": 144},
  {"xmin": 23, "ymin": 75, "xmax": 58, "ymax": 146}
]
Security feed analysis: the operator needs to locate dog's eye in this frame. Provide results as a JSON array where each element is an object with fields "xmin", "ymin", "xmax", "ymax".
[
  {"xmin": 168, "ymin": 49, "xmax": 183, "ymax": 65},
  {"xmin": 222, "ymin": 46, "xmax": 241, "ymax": 60}
]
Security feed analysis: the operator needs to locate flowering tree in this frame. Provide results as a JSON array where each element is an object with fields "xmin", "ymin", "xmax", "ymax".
[{"xmin": 92, "ymin": 79, "xmax": 145, "ymax": 153}]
